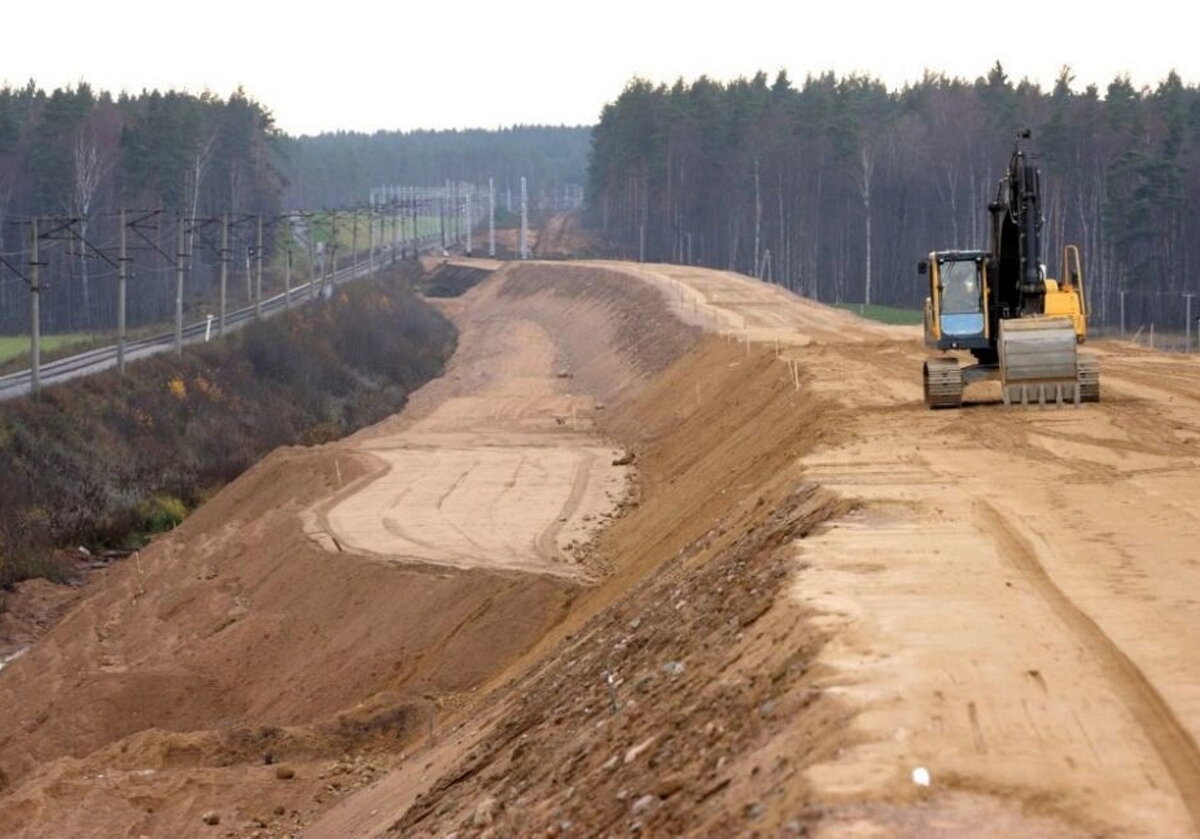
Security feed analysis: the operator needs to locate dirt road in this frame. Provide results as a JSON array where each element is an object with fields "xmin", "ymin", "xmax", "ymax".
[
  {"xmin": 614, "ymin": 261, "xmax": 1200, "ymax": 835},
  {"xmin": 310, "ymin": 298, "xmax": 628, "ymax": 579},
  {"xmin": 348, "ymin": 261, "xmax": 1200, "ymax": 837}
]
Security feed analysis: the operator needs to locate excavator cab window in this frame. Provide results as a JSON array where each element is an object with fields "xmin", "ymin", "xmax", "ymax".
[{"xmin": 938, "ymin": 259, "xmax": 985, "ymax": 337}]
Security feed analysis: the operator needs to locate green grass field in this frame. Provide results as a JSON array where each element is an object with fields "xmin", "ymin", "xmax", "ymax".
[
  {"xmin": 833, "ymin": 303, "xmax": 924, "ymax": 325},
  {"xmin": 272, "ymin": 212, "xmax": 448, "ymax": 278},
  {"xmin": 0, "ymin": 334, "xmax": 97, "ymax": 365}
]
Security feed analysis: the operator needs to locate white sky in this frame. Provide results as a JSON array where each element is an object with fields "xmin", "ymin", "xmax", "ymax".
[{"xmin": 3, "ymin": 0, "xmax": 1197, "ymax": 136}]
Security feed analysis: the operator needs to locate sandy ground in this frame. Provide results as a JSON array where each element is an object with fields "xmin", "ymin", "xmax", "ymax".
[
  {"xmin": 331, "ymin": 261, "xmax": 1200, "ymax": 838},
  {"xmin": 0, "ymin": 260, "xmax": 699, "ymax": 837},
  {"xmin": 621, "ymin": 262, "xmax": 1200, "ymax": 836},
  {"xmin": 4, "ymin": 255, "xmax": 1200, "ymax": 837},
  {"xmin": 311, "ymin": 299, "xmax": 628, "ymax": 579}
]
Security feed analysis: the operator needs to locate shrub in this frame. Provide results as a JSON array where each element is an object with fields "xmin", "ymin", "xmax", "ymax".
[
  {"xmin": 140, "ymin": 495, "xmax": 188, "ymax": 533},
  {"xmin": 0, "ymin": 263, "xmax": 457, "ymax": 586}
]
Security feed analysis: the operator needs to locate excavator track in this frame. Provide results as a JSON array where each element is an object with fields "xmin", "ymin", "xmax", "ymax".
[
  {"xmin": 1078, "ymin": 353, "xmax": 1100, "ymax": 402},
  {"xmin": 924, "ymin": 357, "xmax": 963, "ymax": 409}
]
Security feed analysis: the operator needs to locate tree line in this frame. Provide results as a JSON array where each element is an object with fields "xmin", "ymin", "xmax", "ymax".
[
  {"xmin": 282, "ymin": 126, "xmax": 590, "ymax": 212},
  {"xmin": 0, "ymin": 84, "xmax": 587, "ymax": 337},
  {"xmin": 0, "ymin": 82, "xmax": 283, "ymax": 334},
  {"xmin": 587, "ymin": 65, "xmax": 1200, "ymax": 331}
]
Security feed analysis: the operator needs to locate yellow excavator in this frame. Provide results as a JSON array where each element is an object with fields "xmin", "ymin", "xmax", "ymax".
[{"xmin": 921, "ymin": 130, "xmax": 1099, "ymax": 408}]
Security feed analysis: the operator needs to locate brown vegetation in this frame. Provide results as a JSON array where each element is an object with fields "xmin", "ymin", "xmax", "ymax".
[{"xmin": 0, "ymin": 263, "xmax": 455, "ymax": 591}]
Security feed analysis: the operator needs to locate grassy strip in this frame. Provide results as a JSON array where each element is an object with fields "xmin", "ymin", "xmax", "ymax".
[
  {"xmin": 832, "ymin": 302, "xmax": 924, "ymax": 325},
  {"xmin": 0, "ymin": 334, "xmax": 99, "ymax": 367},
  {"xmin": 0, "ymin": 263, "xmax": 457, "ymax": 589}
]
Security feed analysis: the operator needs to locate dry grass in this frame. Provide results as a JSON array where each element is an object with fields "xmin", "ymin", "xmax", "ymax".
[{"xmin": 0, "ymin": 264, "xmax": 456, "ymax": 587}]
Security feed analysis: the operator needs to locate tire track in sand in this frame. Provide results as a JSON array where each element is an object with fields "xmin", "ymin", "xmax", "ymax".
[
  {"xmin": 535, "ymin": 449, "xmax": 598, "ymax": 562},
  {"xmin": 979, "ymin": 499, "xmax": 1200, "ymax": 830}
]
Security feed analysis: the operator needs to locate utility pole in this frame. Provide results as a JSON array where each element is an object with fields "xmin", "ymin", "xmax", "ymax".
[
  {"xmin": 255, "ymin": 214, "xmax": 264, "ymax": 319},
  {"xmin": 520, "ymin": 176, "xmax": 528, "ymax": 259},
  {"xmin": 175, "ymin": 216, "xmax": 185, "ymax": 356},
  {"xmin": 639, "ymin": 223, "xmax": 645, "ymax": 264},
  {"xmin": 117, "ymin": 209, "xmax": 128, "ymax": 375},
  {"xmin": 285, "ymin": 246, "xmax": 292, "ymax": 309},
  {"xmin": 465, "ymin": 185, "xmax": 473, "ymax": 256},
  {"xmin": 328, "ymin": 212, "xmax": 338, "ymax": 292},
  {"xmin": 1120, "ymin": 289, "xmax": 1127, "ymax": 340},
  {"xmin": 219, "ymin": 213, "xmax": 229, "ymax": 334},
  {"xmin": 307, "ymin": 218, "xmax": 316, "ymax": 298},
  {"xmin": 451, "ymin": 180, "xmax": 459, "ymax": 245},
  {"xmin": 753, "ymin": 157, "xmax": 761, "ymax": 279},
  {"xmin": 399, "ymin": 191, "xmax": 406, "ymax": 259},
  {"xmin": 488, "ymin": 176, "xmax": 496, "ymax": 258},
  {"xmin": 368, "ymin": 209, "xmax": 375, "ymax": 269},
  {"xmin": 411, "ymin": 188, "xmax": 419, "ymax": 255},
  {"xmin": 29, "ymin": 218, "xmax": 41, "ymax": 396},
  {"xmin": 352, "ymin": 211, "xmax": 359, "ymax": 278}
]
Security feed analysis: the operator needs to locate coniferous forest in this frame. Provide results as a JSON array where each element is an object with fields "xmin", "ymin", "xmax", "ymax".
[
  {"xmin": 0, "ymin": 83, "xmax": 586, "ymax": 335},
  {"xmin": 587, "ymin": 65, "xmax": 1200, "ymax": 332},
  {"xmin": 6, "ymin": 67, "xmax": 1200, "ymax": 336},
  {"xmin": 0, "ymin": 83, "xmax": 283, "ymax": 333},
  {"xmin": 282, "ymin": 127, "xmax": 590, "ymax": 209}
]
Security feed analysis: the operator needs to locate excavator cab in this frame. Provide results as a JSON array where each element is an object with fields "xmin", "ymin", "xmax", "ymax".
[{"xmin": 922, "ymin": 251, "xmax": 988, "ymax": 351}]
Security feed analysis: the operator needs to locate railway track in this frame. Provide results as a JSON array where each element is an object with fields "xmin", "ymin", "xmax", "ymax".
[{"xmin": 0, "ymin": 238, "xmax": 440, "ymax": 401}]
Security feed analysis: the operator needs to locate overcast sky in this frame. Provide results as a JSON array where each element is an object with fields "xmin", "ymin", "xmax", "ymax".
[{"xmin": 3, "ymin": 0, "xmax": 1196, "ymax": 136}]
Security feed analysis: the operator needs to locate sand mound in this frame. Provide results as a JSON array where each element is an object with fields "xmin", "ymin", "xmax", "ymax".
[{"xmin": 0, "ymin": 261, "xmax": 701, "ymax": 837}]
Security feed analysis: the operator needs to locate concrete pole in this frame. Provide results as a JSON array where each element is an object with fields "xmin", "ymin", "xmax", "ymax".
[
  {"xmin": 29, "ymin": 218, "xmax": 40, "ymax": 396},
  {"xmin": 520, "ymin": 176, "xmax": 528, "ymax": 259},
  {"xmin": 219, "ymin": 213, "xmax": 229, "ymax": 334},
  {"xmin": 117, "ymin": 208, "xmax": 128, "ymax": 375},
  {"xmin": 285, "ymin": 246, "xmax": 292, "ymax": 309},
  {"xmin": 465, "ymin": 186, "xmax": 473, "ymax": 256},
  {"xmin": 255, "ymin": 214, "xmax": 264, "ymax": 318},
  {"xmin": 352, "ymin": 211, "xmax": 359, "ymax": 278},
  {"xmin": 1120, "ymin": 290, "xmax": 1126, "ymax": 340},
  {"xmin": 328, "ymin": 212, "xmax": 337, "ymax": 292},
  {"xmin": 307, "ymin": 221, "xmax": 316, "ymax": 298},
  {"xmin": 411, "ymin": 188, "xmax": 418, "ymax": 254},
  {"xmin": 175, "ymin": 216, "xmax": 185, "ymax": 356},
  {"xmin": 402, "ymin": 189, "xmax": 408, "ymax": 255},
  {"xmin": 488, "ymin": 176, "xmax": 496, "ymax": 257},
  {"xmin": 439, "ymin": 184, "xmax": 446, "ymax": 251}
]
